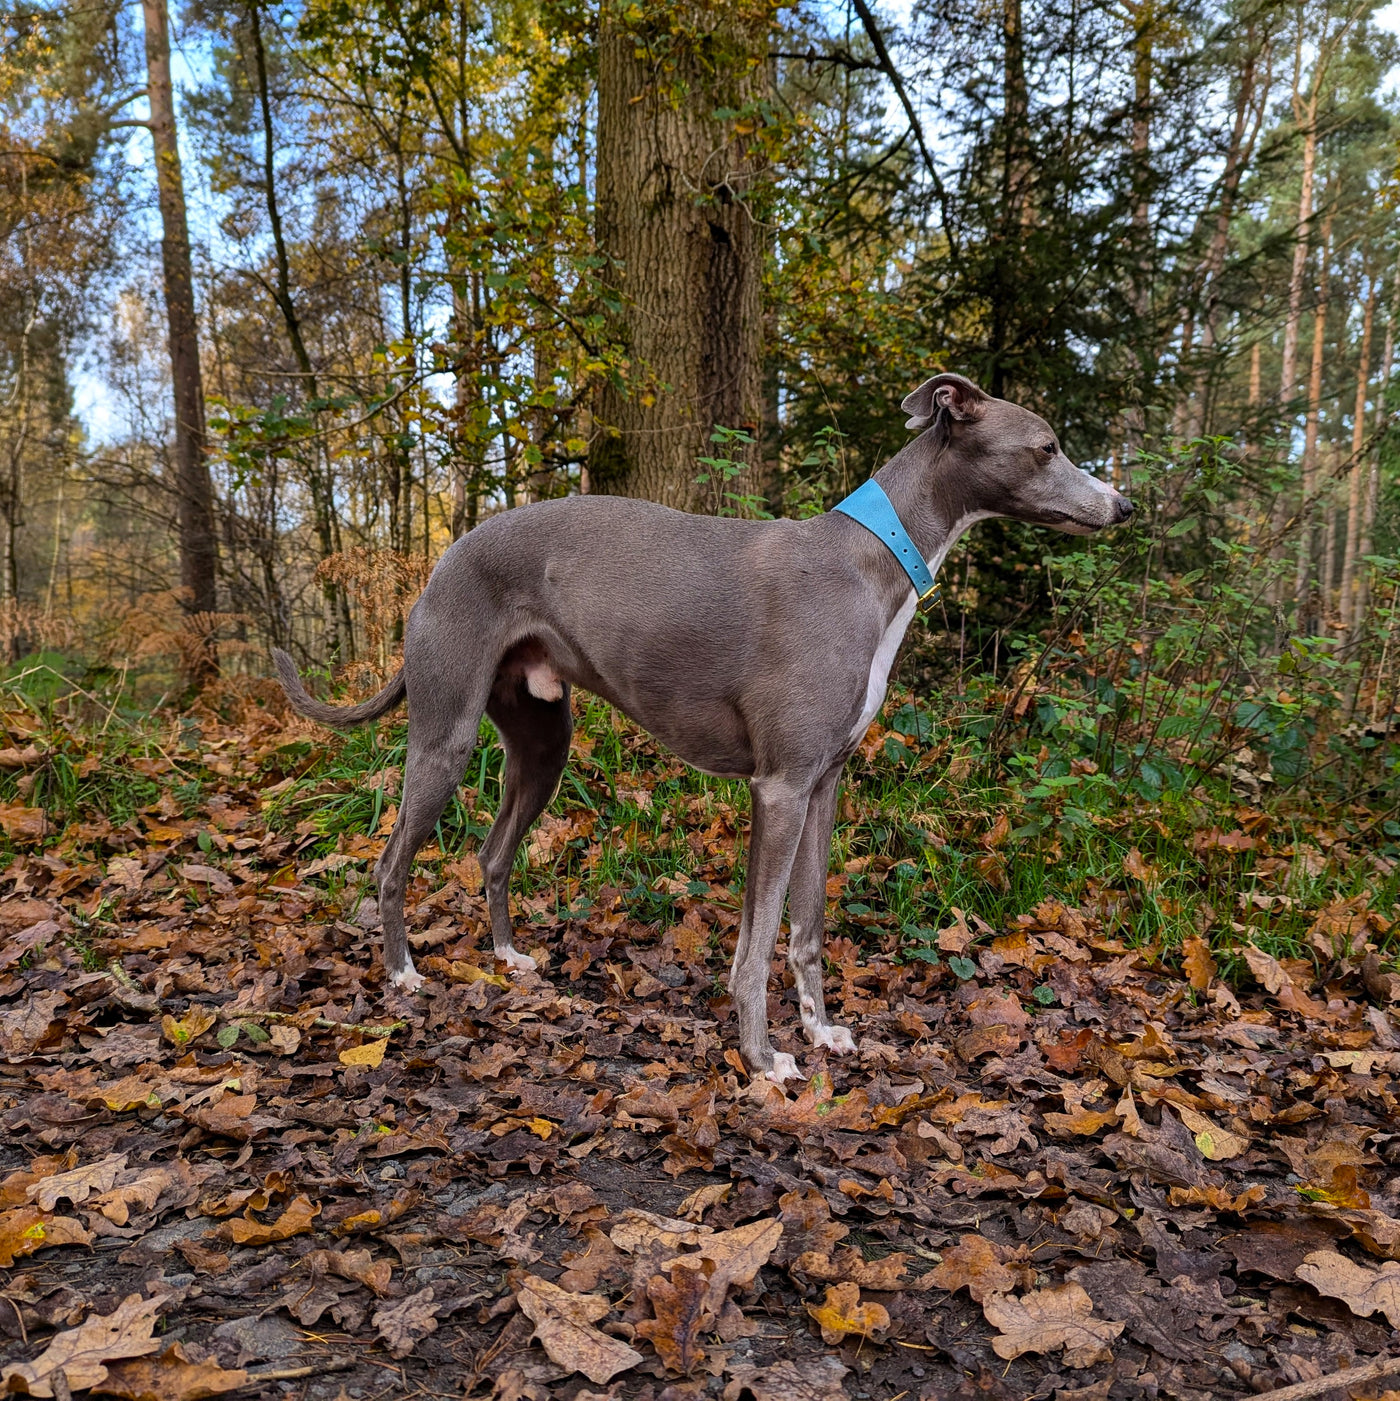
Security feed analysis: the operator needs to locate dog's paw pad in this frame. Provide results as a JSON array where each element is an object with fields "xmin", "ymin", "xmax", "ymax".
[
  {"xmin": 500, "ymin": 948, "xmax": 537, "ymax": 974},
  {"xmin": 765, "ymin": 1052, "xmax": 803, "ymax": 1086},
  {"xmin": 390, "ymin": 967, "xmax": 426, "ymax": 995},
  {"xmin": 812, "ymin": 1024, "xmax": 857, "ymax": 1054}
]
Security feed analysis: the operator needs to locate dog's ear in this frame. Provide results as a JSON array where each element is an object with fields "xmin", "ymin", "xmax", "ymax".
[{"xmin": 902, "ymin": 372, "xmax": 988, "ymax": 431}]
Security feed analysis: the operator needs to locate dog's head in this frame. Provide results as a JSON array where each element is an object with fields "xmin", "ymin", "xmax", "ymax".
[{"xmin": 902, "ymin": 372, "xmax": 1133, "ymax": 534}]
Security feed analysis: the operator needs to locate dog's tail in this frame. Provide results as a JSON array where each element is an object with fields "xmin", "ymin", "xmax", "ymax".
[{"xmin": 271, "ymin": 648, "xmax": 407, "ymax": 728}]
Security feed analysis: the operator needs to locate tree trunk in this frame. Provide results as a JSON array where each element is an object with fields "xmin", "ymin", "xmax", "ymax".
[
  {"xmin": 1186, "ymin": 24, "xmax": 1266, "ymax": 438},
  {"xmin": 247, "ymin": 0, "xmax": 342, "ymax": 661},
  {"xmin": 988, "ymin": 0, "xmax": 1032, "ymax": 401},
  {"xmin": 142, "ymin": 0, "xmax": 218, "ymax": 683},
  {"xmin": 1355, "ymin": 290, "xmax": 1395, "ymax": 635},
  {"xmin": 1121, "ymin": 0, "xmax": 1153, "ymax": 452},
  {"xmin": 1294, "ymin": 210, "xmax": 1332, "ymax": 622},
  {"xmin": 591, "ymin": 0, "xmax": 768, "ymax": 512},
  {"xmin": 1340, "ymin": 276, "xmax": 1378, "ymax": 638}
]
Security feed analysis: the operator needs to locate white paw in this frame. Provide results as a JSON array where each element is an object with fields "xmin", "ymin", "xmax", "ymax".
[
  {"xmin": 389, "ymin": 965, "xmax": 425, "ymax": 994},
  {"xmin": 499, "ymin": 947, "xmax": 537, "ymax": 974},
  {"xmin": 765, "ymin": 1052, "xmax": 804, "ymax": 1086},
  {"xmin": 810, "ymin": 1023, "xmax": 857, "ymax": 1054}
]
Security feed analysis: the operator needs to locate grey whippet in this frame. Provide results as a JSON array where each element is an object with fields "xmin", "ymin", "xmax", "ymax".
[{"xmin": 274, "ymin": 373, "xmax": 1132, "ymax": 1084}]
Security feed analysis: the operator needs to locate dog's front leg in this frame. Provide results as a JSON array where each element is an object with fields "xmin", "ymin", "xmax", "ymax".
[
  {"xmin": 731, "ymin": 775, "xmax": 813, "ymax": 1086},
  {"xmin": 786, "ymin": 760, "xmax": 857, "ymax": 1056}
]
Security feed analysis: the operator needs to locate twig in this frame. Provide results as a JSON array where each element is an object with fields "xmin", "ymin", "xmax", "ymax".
[
  {"xmin": 241, "ymin": 1356, "xmax": 357, "ymax": 1386},
  {"xmin": 215, "ymin": 1008, "xmax": 406, "ymax": 1038},
  {"xmin": 1255, "ymin": 1353, "xmax": 1400, "ymax": 1401}
]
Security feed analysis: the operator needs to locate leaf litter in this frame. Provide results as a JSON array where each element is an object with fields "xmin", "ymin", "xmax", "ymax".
[{"xmin": 0, "ymin": 699, "xmax": 1399, "ymax": 1398}]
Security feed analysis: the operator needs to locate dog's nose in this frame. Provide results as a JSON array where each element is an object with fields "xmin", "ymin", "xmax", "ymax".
[{"xmin": 1115, "ymin": 497, "xmax": 1135, "ymax": 523}]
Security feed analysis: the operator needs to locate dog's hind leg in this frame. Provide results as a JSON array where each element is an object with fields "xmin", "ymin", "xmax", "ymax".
[
  {"xmin": 375, "ymin": 696, "xmax": 486, "ymax": 993},
  {"xmin": 730, "ymin": 774, "xmax": 815, "ymax": 1085},
  {"xmin": 786, "ymin": 760, "xmax": 856, "ymax": 1056},
  {"xmin": 479, "ymin": 679, "xmax": 573, "ymax": 974}
]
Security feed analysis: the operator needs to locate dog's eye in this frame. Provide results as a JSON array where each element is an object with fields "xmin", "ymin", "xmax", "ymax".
[{"xmin": 1040, "ymin": 442, "xmax": 1056, "ymax": 457}]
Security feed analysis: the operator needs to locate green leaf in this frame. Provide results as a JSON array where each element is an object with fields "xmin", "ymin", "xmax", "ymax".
[
  {"xmin": 948, "ymin": 956, "xmax": 978, "ymax": 981},
  {"xmin": 216, "ymin": 1024, "xmax": 240, "ymax": 1049}
]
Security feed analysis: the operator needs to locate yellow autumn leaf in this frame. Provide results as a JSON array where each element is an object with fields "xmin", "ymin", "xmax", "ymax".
[
  {"xmin": 1176, "ymin": 1106, "xmax": 1249, "ymax": 1161},
  {"xmin": 805, "ymin": 1282, "xmax": 890, "ymax": 1344},
  {"xmin": 161, "ymin": 1006, "xmax": 217, "ymax": 1046},
  {"xmin": 339, "ymin": 1039, "xmax": 388, "ymax": 1068},
  {"xmin": 447, "ymin": 960, "xmax": 509, "ymax": 987}
]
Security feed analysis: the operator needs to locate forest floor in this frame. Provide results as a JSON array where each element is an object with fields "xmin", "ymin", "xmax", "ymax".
[{"xmin": 1, "ymin": 683, "xmax": 1399, "ymax": 1401}]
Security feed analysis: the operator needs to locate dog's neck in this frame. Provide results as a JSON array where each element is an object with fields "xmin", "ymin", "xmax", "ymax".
[{"xmin": 873, "ymin": 443, "xmax": 994, "ymax": 583}]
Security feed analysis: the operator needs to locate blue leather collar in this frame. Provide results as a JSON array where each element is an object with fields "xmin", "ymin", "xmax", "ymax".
[{"xmin": 832, "ymin": 479, "xmax": 938, "ymax": 602}]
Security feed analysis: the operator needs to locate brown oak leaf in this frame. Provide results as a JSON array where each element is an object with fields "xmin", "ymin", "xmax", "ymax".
[
  {"xmin": 793, "ymin": 1247, "xmax": 911, "ymax": 1290},
  {"xmin": 1, "ymin": 1293, "xmax": 166, "ymax": 1397},
  {"xmin": 721, "ymin": 1356, "xmax": 849, "ymax": 1401},
  {"xmin": 1295, "ymin": 1250, "xmax": 1400, "ymax": 1327},
  {"xmin": 928, "ymin": 1234, "xmax": 1030, "ymax": 1303},
  {"xmin": 372, "ymin": 1286, "xmax": 439, "ymax": 1359},
  {"xmin": 983, "ymin": 1283, "xmax": 1123, "ymax": 1368},
  {"xmin": 95, "ymin": 1342, "xmax": 247, "ymax": 1401},
  {"xmin": 211, "ymin": 1194, "xmax": 319, "ymax": 1246},
  {"xmin": 637, "ymin": 1258, "xmax": 712, "ymax": 1374},
  {"xmin": 516, "ymin": 1274, "xmax": 642, "ymax": 1384},
  {"xmin": 0, "ymin": 1206, "xmax": 94, "ymax": 1267}
]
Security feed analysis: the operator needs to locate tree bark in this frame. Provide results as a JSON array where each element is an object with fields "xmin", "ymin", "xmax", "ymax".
[
  {"xmin": 591, "ymin": 0, "xmax": 768, "ymax": 512},
  {"xmin": 142, "ymin": 0, "xmax": 219, "ymax": 683},
  {"xmin": 1340, "ymin": 275, "xmax": 1377, "ymax": 638},
  {"xmin": 1355, "ymin": 289, "xmax": 1395, "ymax": 635},
  {"xmin": 1294, "ymin": 209, "xmax": 1332, "ymax": 621},
  {"xmin": 988, "ymin": 0, "xmax": 1032, "ymax": 401},
  {"xmin": 247, "ymin": 0, "xmax": 343, "ymax": 661}
]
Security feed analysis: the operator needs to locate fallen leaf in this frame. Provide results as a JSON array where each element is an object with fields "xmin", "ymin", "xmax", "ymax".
[
  {"xmin": 1168, "ymin": 1184, "xmax": 1266, "ymax": 1212},
  {"xmin": 177, "ymin": 863, "xmax": 235, "ymax": 895},
  {"xmin": 665, "ymin": 1217, "xmax": 782, "ymax": 1311},
  {"xmin": 1181, "ymin": 937, "xmax": 1216, "ymax": 990},
  {"xmin": 983, "ymin": 1283, "xmax": 1123, "ymax": 1368},
  {"xmin": 637, "ymin": 1256, "xmax": 712, "ymax": 1374},
  {"xmin": 211, "ymin": 1194, "xmax": 319, "ymax": 1245},
  {"xmin": 28, "ymin": 1153, "xmax": 128, "ymax": 1211},
  {"xmin": 1043, "ymin": 1108, "xmax": 1119, "ymax": 1137},
  {"xmin": 95, "ymin": 1342, "xmax": 247, "ymax": 1401},
  {"xmin": 516, "ymin": 1274, "xmax": 642, "ymax": 1385},
  {"xmin": 805, "ymin": 1282, "xmax": 890, "ymax": 1344},
  {"xmin": 674, "ymin": 1182, "xmax": 730, "ymax": 1222},
  {"xmin": 721, "ymin": 1356, "xmax": 849, "ymax": 1401},
  {"xmin": 91, "ymin": 1166, "xmax": 175, "ymax": 1226},
  {"xmin": 339, "ymin": 1039, "xmax": 388, "ymax": 1068},
  {"xmin": 0, "ymin": 988, "xmax": 67, "ymax": 1053},
  {"xmin": 1123, "ymin": 848, "xmax": 1156, "ymax": 883},
  {"xmin": 1295, "ymin": 1250, "xmax": 1400, "ymax": 1327},
  {"xmin": 1241, "ymin": 943, "xmax": 1324, "ymax": 1016},
  {"xmin": 609, "ymin": 1208, "xmax": 712, "ymax": 1254},
  {"xmin": 1174, "ymin": 1106, "xmax": 1250, "ymax": 1161},
  {"xmin": 1, "ymin": 1293, "xmax": 166, "ymax": 1397},
  {"xmin": 794, "ymin": 1247, "xmax": 911, "ymax": 1290},
  {"xmin": 0, "ymin": 804, "xmax": 47, "ymax": 843},
  {"xmin": 372, "ymin": 1286, "xmax": 439, "ymax": 1359},
  {"xmin": 311, "ymin": 1246, "xmax": 393, "ymax": 1296},
  {"xmin": 161, "ymin": 1007, "xmax": 217, "ymax": 1047},
  {"xmin": 0, "ymin": 1206, "xmax": 94, "ymax": 1266},
  {"xmin": 928, "ymin": 1234, "xmax": 1028, "ymax": 1303}
]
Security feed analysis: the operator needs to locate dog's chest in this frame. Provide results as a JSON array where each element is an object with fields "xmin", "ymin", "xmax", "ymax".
[{"xmin": 850, "ymin": 593, "xmax": 917, "ymax": 743}]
